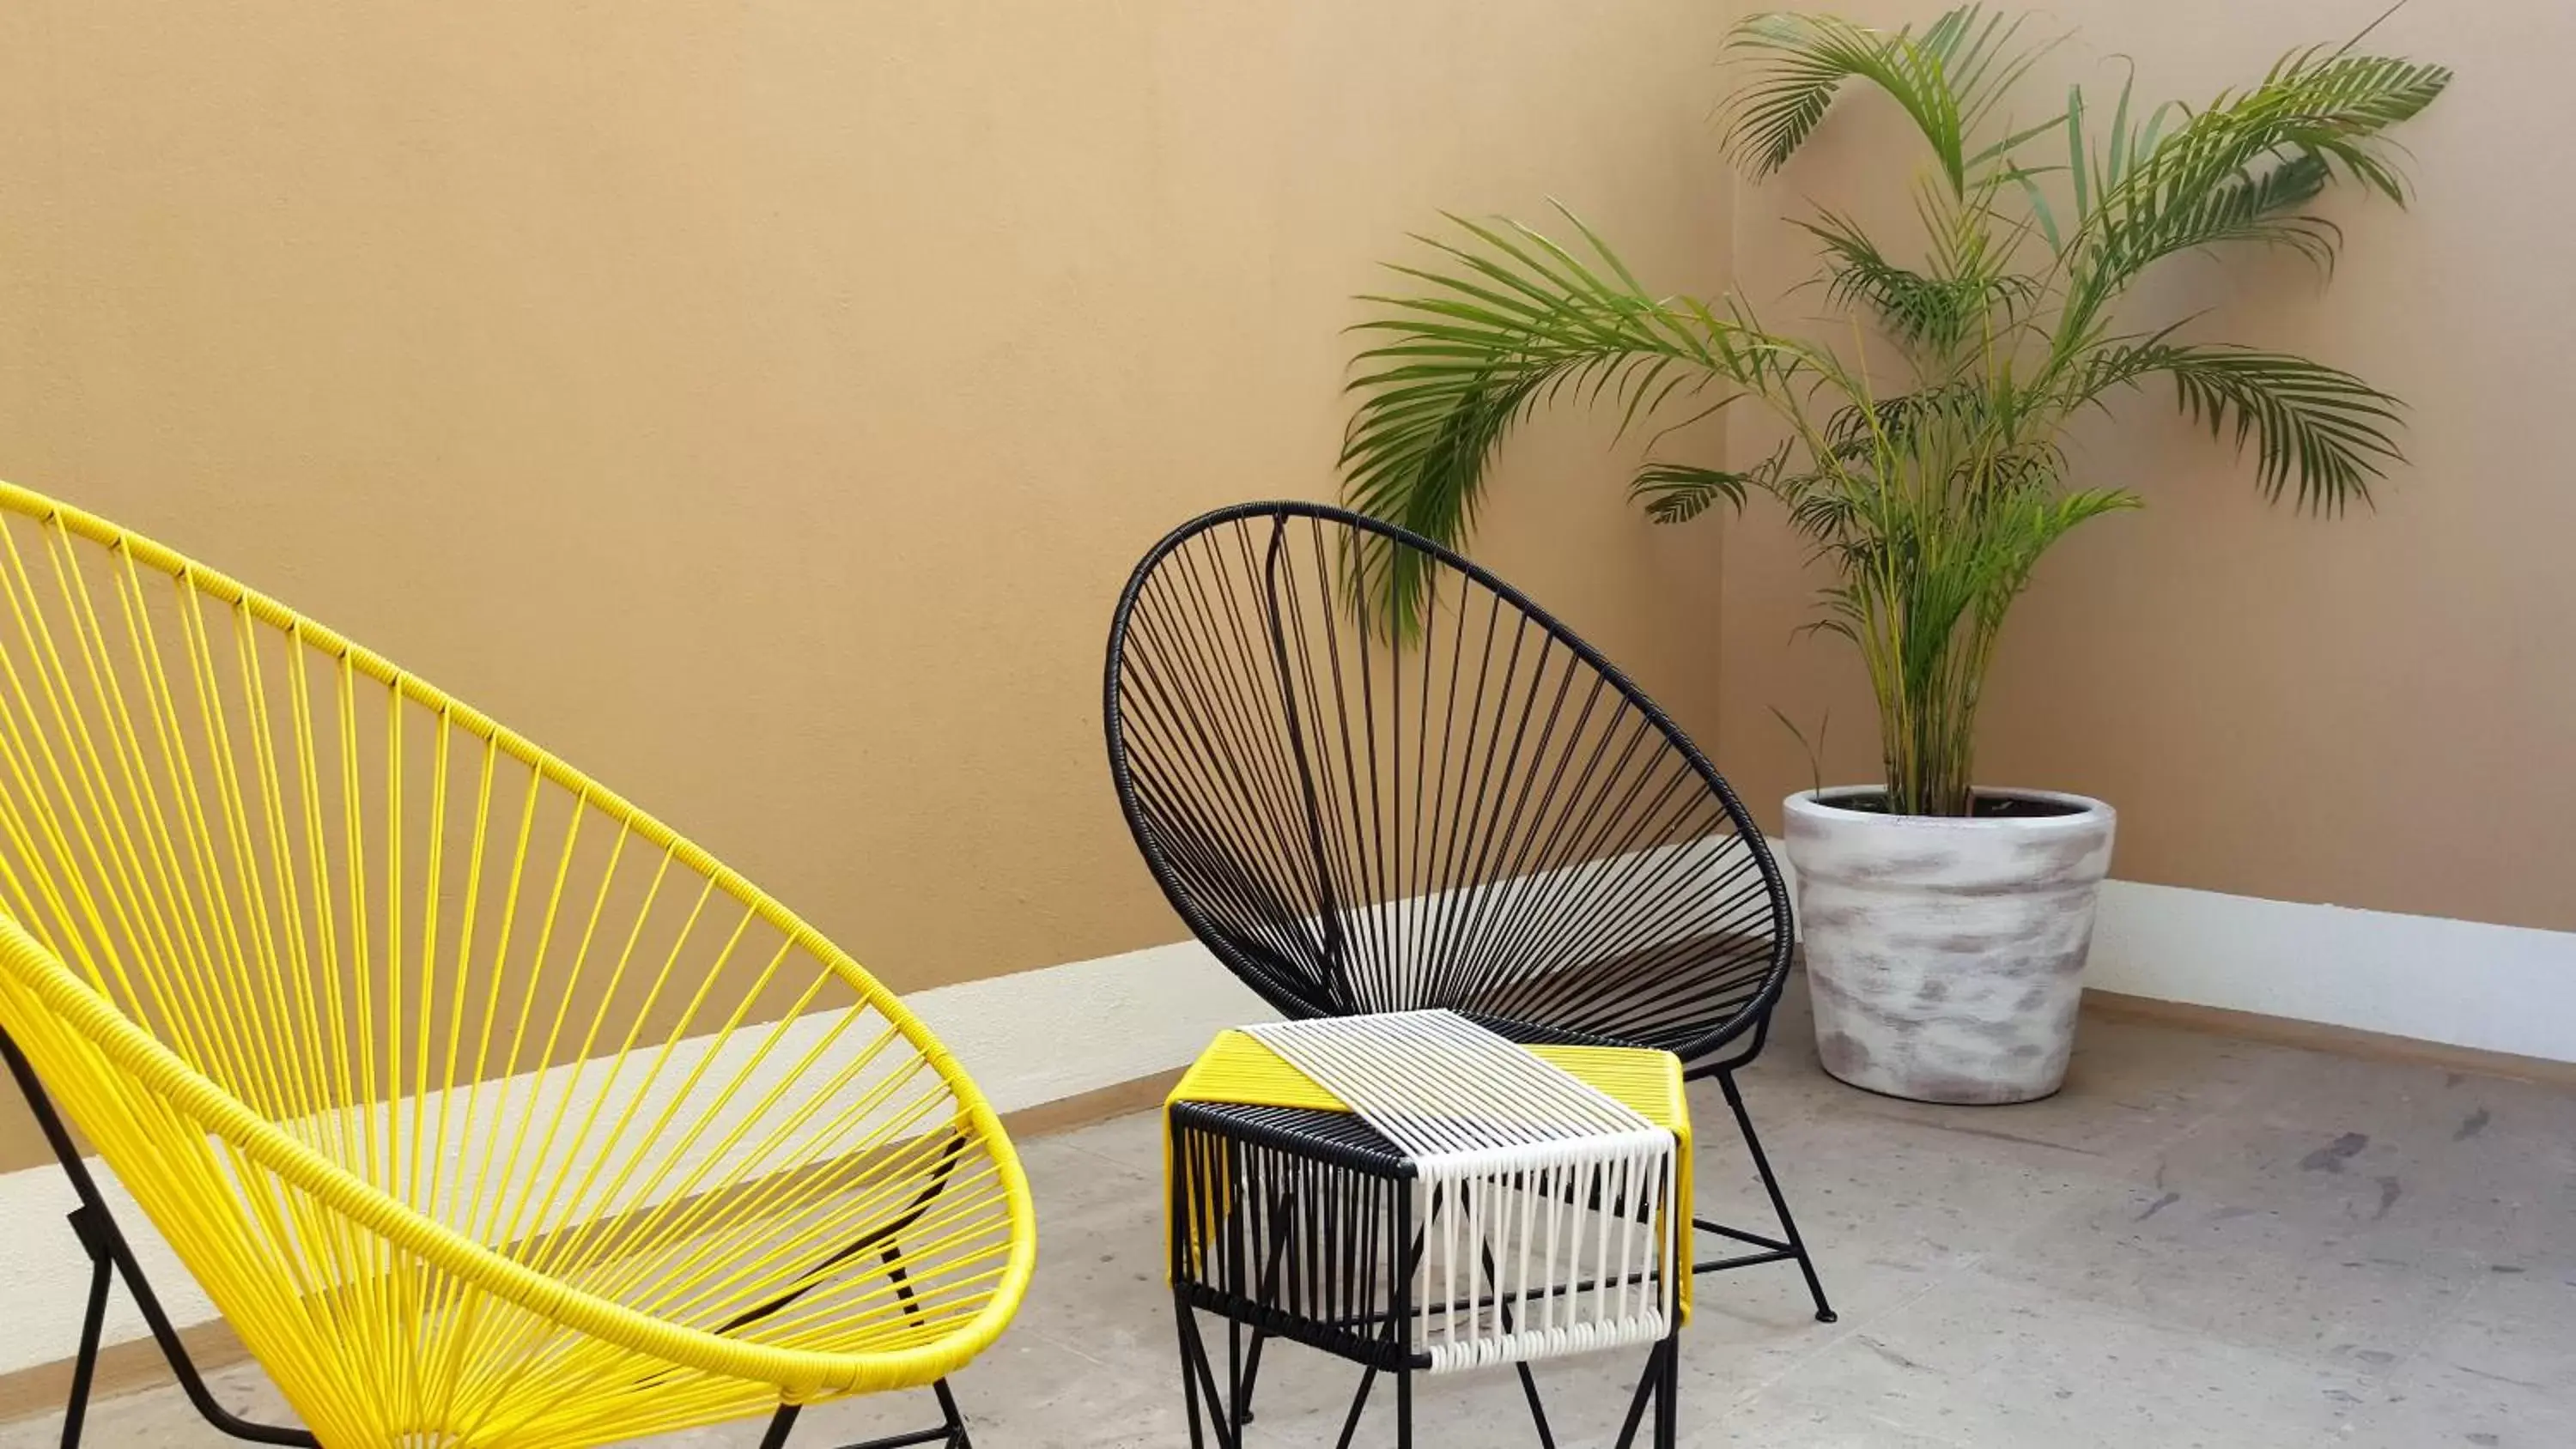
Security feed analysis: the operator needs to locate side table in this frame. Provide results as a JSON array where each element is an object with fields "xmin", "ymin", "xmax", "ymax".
[{"xmin": 1164, "ymin": 1010, "xmax": 1693, "ymax": 1448}]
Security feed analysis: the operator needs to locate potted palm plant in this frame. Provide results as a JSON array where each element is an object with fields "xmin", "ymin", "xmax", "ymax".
[{"xmin": 1339, "ymin": 7, "xmax": 2449, "ymax": 1103}]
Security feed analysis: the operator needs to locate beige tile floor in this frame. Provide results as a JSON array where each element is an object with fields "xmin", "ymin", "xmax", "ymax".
[{"xmin": 6, "ymin": 979, "xmax": 2573, "ymax": 1448}]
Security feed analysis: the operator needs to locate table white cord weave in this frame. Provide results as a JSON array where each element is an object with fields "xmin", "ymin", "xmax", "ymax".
[{"xmin": 1245, "ymin": 1009, "xmax": 1677, "ymax": 1373}]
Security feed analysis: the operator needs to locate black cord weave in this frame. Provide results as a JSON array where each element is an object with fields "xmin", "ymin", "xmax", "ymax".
[{"xmin": 1104, "ymin": 501, "xmax": 1794, "ymax": 1064}]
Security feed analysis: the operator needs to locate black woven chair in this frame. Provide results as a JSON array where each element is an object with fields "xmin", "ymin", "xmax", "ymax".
[{"xmin": 1103, "ymin": 500, "xmax": 1834, "ymax": 1329}]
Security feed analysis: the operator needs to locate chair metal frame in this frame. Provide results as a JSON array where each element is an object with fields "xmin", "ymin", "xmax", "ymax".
[
  {"xmin": 1103, "ymin": 501, "xmax": 1835, "ymax": 1336},
  {"xmin": 2, "ymin": 1028, "xmax": 318, "ymax": 1449},
  {"xmin": 5, "ymin": 1028, "xmax": 991, "ymax": 1449},
  {"xmin": 0, "ymin": 482, "xmax": 1032, "ymax": 1448}
]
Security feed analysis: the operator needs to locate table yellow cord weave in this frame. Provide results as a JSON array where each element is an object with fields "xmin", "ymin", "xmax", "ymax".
[
  {"xmin": 0, "ymin": 482, "xmax": 1035, "ymax": 1448},
  {"xmin": 1167, "ymin": 1029, "xmax": 1692, "ymax": 1320}
]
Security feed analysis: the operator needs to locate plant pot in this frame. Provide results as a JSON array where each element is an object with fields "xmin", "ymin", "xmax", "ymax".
[{"xmin": 1783, "ymin": 786, "xmax": 2117, "ymax": 1105}]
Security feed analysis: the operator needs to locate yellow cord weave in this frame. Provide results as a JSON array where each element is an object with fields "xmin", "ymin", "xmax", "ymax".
[
  {"xmin": 0, "ymin": 482, "xmax": 1036, "ymax": 1447},
  {"xmin": 1167, "ymin": 1030, "xmax": 1692, "ymax": 1319}
]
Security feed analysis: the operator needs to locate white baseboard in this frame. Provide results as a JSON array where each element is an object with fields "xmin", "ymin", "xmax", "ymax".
[
  {"xmin": 0, "ymin": 937, "xmax": 1275, "ymax": 1379},
  {"xmin": 2083, "ymin": 879, "xmax": 2576, "ymax": 1066},
  {"xmin": 1767, "ymin": 839, "xmax": 2576, "ymax": 1067},
  {"xmin": 0, "ymin": 839, "xmax": 1731, "ymax": 1383},
  {"xmin": 9, "ymin": 861, "xmax": 2573, "ymax": 1382}
]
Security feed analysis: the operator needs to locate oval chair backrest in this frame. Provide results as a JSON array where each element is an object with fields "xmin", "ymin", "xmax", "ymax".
[
  {"xmin": 0, "ymin": 483, "xmax": 1030, "ymax": 1438},
  {"xmin": 1103, "ymin": 501, "xmax": 1793, "ymax": 1063}
]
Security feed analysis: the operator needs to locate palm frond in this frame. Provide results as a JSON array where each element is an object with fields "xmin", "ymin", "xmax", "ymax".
[
  {"xmin": 2082, "ymin": 343, "xmax": 2404, "ymax": 511},
  {"xmin": 1631, "ymin": 463, "xmax": 1753, "ymax": 524},
  {"xmin": 1726, "ymin": 8, "xmax": 2045, "ymax": 191},
  {"xmin": 1340, "ymin": 213, "xmax": 1795, "ymax": 630},
  {"xmin": 1783, "ymin": 481, "xmax": 1858, "ymax": 544},
  {"xmin": 1917, "ymin": 6, "xmax": 2059, "ymax": 140},
  {"xmin": 2105, "ymin": 151, "xmax": 2342, "ymax": 275},
  {"xmin": 1989, "ymin": 486, "xmax": 2143, "ymax": 586},
  {"xmin": 1798, "ymin": 199, "xmax": 2035, "ymax": 358},
  {"xmin": 2058, "ymin": 51, "xmax": 2452, "ymax": 339},
  {"xmin": 1799, "ymin": 212, "xmax": 1971, "ymax": 352}
]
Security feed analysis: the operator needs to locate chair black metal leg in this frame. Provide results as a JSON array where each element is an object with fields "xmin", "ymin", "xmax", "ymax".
[
  {"xmin": 811, "ymin": 1245, "xmax": 976, "ymax": 1449},
  {"xmin": 622, "ymin": 1225, "xmax": 981, "ymax": 1449},
  {"xmin": 1715, "ymin": 1070, "xmax": 1836, "ymax": 1323},
  {"xmin": 2, "ymin": 1031, "xmax": 317, "ymax": 1447},
  {"xmin": 1610, "ymin": 1346, "xmax": 1654, "ymax": 1449},
  {"xmin": 94, "ymin": 1208, "xmax": 317, "ymax": 1445},
  {"xmin": 748, "ymin": 1379, "xmax": 974, "ymax": 1449},
  {"xmin": 1682, "ymin": 1058, "xmax": 1837, "ymax": 1321},
  {"xmin": 927, "ymin": 1379, "xmax": 969, "ymax": 1449},
  {"xmin": 755, "ymin": 1392, "xmax": 967, "ymax": 1449},
  {"xmin": 58, "ymin": 1240, "xmax": 112, "ymax": 1449}
]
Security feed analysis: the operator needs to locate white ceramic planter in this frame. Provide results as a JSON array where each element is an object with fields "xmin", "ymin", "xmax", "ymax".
[{"xmin": 1783, "ymin": 786, "xmax": 2117, "ymax": 1105}]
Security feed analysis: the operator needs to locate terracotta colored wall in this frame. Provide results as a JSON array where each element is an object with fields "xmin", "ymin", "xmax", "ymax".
[
  {"xmin": 1714, "ymin": 0, "xmax": 2576, "ymax": 932},
  {"xmin": 10, "ymin": 0, "xmax": 2544, "ymax": 1173},
  {"xmin": 0, "ymin": 0, "xmax": 1738, "ymax": 983},
  {"xmin": 0, "ymin": 3, "xmax": 1735, "ymax": 1168}
]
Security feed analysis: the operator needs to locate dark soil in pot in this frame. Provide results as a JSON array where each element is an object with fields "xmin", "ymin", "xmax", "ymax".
[{"xmin": 1809, "ymin": 789, "xmax": 2091, "ymax": 821}]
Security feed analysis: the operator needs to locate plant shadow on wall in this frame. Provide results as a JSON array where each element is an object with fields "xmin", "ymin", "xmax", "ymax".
[{"xmin": 1338, "ymin": 5, "xmax": 2449, "ymax": 1104}]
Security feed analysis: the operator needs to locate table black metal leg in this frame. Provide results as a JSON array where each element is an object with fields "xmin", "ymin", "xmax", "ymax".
[
  {"xmin": 1656, "ymin": 1333, "xmax": 1679, "ymax": 1449},
  {"xmin": 1179, "ymin": 1295, "xmax": 1207, "ymax": 1449},
  {"xmin": 1175, "ymin": 1299, "xmax": 1241, "ymax": 1449},
  {"xmin": 1329, "ymin": 1367, "xmax": 1377, "ymax": 1449},
  {"xmin": 1228, "ymin": 1316, "xmax": 1245, "ymax": 1437},
  {"xmin": 1609, "ymin": 1337, "xmax": 1680, "ymax": 1449},
  {"xmin": 1467, "ymin": 1191, "xmax": 1556, "ymax": 1449}
]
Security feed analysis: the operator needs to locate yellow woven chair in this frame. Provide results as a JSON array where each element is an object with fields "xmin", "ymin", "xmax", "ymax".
[{"xmin": 0, "ymin": 482, "xmax": 1035, "ymax": 1449}]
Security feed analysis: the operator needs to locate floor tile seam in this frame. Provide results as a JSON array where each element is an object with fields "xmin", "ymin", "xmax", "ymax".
[
  {"xmin": 1972, "ymin": 1143, "xmax": 2158, "ymax": 1281},
  {"xmin": 1035, "ymin": 1136, "xmax": 1160, "ymax": 1184},
  {"xmin": 2074, "ymin": 1083, "xmax": 2289, "ymax": 1222},
  {"xmin": 2093, "ymin": 1082, "xmax": 2262, "ymax": 1178},
  {"xmin": 1838, "ymin": 1404, "xmax": 1978, "ymax": 1449},
  {"xmin": 1960, "ymin": 1240, "xmax": 2472, "ymax": 1390},
  {"xmin": 1827, "ymin": 1265, "xmax": 2406, "ymax": 1448},
  {"xmin": 2375, "ymin": 1266, "xmax": 2495, "ymax": 1386},
  {"xmin": 1716, "ymin": 1247, "xmax": 1989, "ymax": 1412}
]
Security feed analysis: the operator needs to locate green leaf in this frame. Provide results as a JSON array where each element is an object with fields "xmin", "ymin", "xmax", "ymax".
[
  {"xmin": 1339, "ymin": 213, "xmax": 1800, "ymax": 632},
  {"xmin": 1630, "ymin": 464, "xmax": 1754, "ymax": 524},
  {"xmin": 2058, "ymin": 51, "xmax": 2453, "ymax": 343},
  {"xmin": 2081, "ymin": 343, "xmax": 2405, "ymax": 511},
  {"xmin": 2003, "ymin": 164, "xmax": 2063, "ymax": 251},
  {"xmin": 2105, "ymin": 72, "xmax": 2134, "ymax": 191},
  {"xmin": 2067, "ymin": 82, "xmax": 2090, "ymax": 220},
  {"xmin": 1722, "ymin": 8, "xmax": 2053, "ymax": 193}
]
